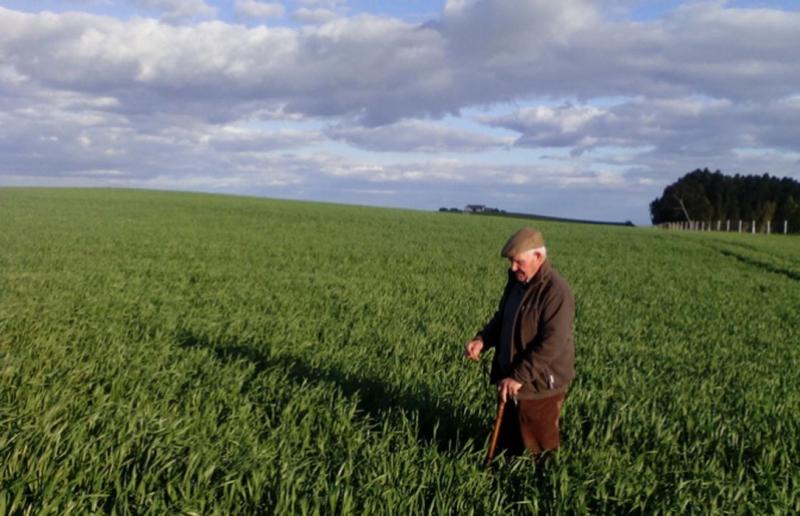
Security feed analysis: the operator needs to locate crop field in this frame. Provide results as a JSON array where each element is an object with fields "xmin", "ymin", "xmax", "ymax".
[{"xmin": 1, "ymin": 188, "xmax": 799, "ymax": 514}]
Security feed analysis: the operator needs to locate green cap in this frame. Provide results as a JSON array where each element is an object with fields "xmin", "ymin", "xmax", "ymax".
[{"xmin": 501, "ymin": 227, "xmax": 545, "ymax": 258}]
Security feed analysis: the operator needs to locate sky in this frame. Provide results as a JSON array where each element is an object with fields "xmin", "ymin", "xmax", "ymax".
[{"xmin": 1, "ymin": 1, "xmax": 799, "ymax": 225}]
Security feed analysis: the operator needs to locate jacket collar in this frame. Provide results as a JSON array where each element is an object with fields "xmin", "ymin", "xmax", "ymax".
[{"xmin": 528, "ymin": 258, "xmax": 551, "ymax": 288}]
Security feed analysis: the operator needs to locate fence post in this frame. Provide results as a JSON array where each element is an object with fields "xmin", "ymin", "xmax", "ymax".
[
  {"xmin": 738, "ymin": 220, "xmax": 742, "ymax": 233},
  {"xmin": 784, "ymin": 220, "xmax": 788, "ymax": 235},
  {"xmin": 751, "ymin": 220, "xmax": 756, "ymax": 234},
  {"xmin": 767, "ymin": 220, "xmax": 771, "ymax": 235},
  {"xmin": 726, "ymin": 219, "xmax": 730, "ymax": 232}
]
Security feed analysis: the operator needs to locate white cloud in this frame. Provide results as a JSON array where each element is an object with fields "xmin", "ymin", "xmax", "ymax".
[
  {"xmin": 326, "ymin": 120, "xmax": 512, "ymax": 153},
  {"xmin": 486, "ymin": 96, "xmax": 800, "ymax": 164},
  {"xmin": 206, "ymin": 126, "xmax": 323, "ymax": 152},
  {"xmin": 295, "ymin": 0, "xmax": 344, "ymax": 7},
  {"xmin": 2, "ymin": 1, "xmax": 800, "ymax": 224},
  {"xmin": 0, "ymin": 8, "xmax": 451, "ymax": 124},
  {"xmin": 128, "ymin": 0, "xmax": 216, "ymax": 21},
  {"xmin": 3, "ymin": 2, "xmax": 799, "ymax": 124},
  {"xmin": 234, "ymin": 0, "xmax": 285, "ymax": 19}
]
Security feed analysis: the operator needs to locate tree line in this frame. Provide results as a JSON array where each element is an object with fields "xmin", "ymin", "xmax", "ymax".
[{"xmin": 650, "ymin": 169, "xmax": 800, "ymax": 233}]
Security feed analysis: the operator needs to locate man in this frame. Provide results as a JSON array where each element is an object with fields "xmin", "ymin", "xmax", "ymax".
[{"xmin": 464, "ymin": 227, "xmax": 575, "ymax": 456}]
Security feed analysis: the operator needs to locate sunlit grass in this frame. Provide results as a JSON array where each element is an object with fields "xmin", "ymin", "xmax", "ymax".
[{"xmin": 1, "ymin": 188, "xmax": 798, "ymax": 513}]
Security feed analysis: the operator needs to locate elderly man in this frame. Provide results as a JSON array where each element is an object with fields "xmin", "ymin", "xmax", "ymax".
[{"xmin": 465, "ymin": 227, "xmax": 575, "ymax": 456}]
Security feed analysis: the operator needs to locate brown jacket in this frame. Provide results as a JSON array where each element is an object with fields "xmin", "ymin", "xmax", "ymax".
[{"xmin": 477, "ymin": 260, "xmax": 575, "ymax": 400}]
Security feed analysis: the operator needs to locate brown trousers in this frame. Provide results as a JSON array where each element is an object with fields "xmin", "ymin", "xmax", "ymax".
[{"xmin": 496, "ymin": 393, "xmax": 565, "ymax": 456}]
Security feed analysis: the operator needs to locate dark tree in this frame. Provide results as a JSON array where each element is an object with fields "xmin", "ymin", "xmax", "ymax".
[{"xmin": 650, "ymin": 169, "xmax": 800, "ymax": 233}]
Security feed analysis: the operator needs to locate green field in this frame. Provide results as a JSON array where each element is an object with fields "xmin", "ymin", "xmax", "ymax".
[{"xmin": 1, "ymin": 188, "xmax": 798, "ymax": 514}]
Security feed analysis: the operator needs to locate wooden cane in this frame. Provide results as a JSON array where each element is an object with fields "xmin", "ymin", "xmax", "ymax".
[{"xmin": 483, "ymin": 399, "xmax": 506, "ymax": 468}]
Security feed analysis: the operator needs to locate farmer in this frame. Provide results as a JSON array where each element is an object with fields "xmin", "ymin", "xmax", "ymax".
[{"xmin": 464, "ymin": 227, "xmax": 575, "ymax": 456}]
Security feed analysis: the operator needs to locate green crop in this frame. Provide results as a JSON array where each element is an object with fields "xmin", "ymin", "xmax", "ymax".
[{"xmin": 1, "ymin": 188, "xmax": 798, "ymax": 514}]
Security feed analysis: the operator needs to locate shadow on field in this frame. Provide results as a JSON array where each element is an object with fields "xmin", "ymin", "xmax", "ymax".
[
  {"xmin": 715, "ymin": 248, "xmax": 800, "ymax": 281},
  {"xmin": 176, "ymin": 331, "xmax": 489, "ymax": 453}
]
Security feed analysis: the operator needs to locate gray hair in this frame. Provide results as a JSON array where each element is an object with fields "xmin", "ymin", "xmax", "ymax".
[{"xmin": 522, "ymin": 246, "xmax": 547, "ymax": 259}]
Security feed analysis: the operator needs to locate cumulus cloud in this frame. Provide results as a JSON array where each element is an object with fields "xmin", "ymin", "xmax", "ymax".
[
  {"xmin": 2, "ymin": 1, "xmax": 800, "ymax": 223},
  {"xmin": 234, "ymin": 0, "xmax": 285, "ymax": 20},
  {"xmin": 0, "ymin": 78, "xmax": 322, "ymax": 185},
  {"xmin": 486, "ymin": 96, "xmax": 800, "ymax": 161},
  {"xmin": 436, "ymin": 0, "xmax": 800, "ymax": 105},
  {"xmin": 206, "ymin": 126, "xmax": 323, "ymax": 152},
  {"xmin": 0, "ymin": 8, "xmax": 451, "ymax": 124},
  {"xmin": 326, "ymin": 120, "xmax": 512, "ymax": 153},
  {"xmin": 2, "ymin": 2, "xmax": 799, "ymax": 123}
]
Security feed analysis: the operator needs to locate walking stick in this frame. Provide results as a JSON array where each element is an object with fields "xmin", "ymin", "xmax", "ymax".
[{"xmin": 483, "ymin": 399, "xmax": 506, "ymax": 468}]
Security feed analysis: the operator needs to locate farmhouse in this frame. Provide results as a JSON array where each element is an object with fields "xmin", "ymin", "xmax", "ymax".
[
  {"xmin": 464, "ymin": 204, "xmax": 486, "ymax": 213},
  {"xmin": 464, "ymin": 204, "xmax": 504, "ymax": 214}
]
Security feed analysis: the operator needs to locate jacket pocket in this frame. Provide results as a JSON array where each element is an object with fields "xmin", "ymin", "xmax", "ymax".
[{"xmin": 531, "ymin": 361, "xmax": 556, "ymax": 393}]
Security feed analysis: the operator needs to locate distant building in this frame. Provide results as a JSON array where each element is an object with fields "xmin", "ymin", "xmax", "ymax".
[
  {"xmin": 464, "ymin": 204, "xmax": 502, "ymax": 214},
  {"xmin": 464, "ymin": 204, "xmax": 487, "ymax": 213}
]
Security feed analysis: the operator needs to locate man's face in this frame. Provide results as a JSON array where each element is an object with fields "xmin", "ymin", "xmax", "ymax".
[{"xmin": 509, "ymin": 250, "xmax": 544, "ymax": 283}]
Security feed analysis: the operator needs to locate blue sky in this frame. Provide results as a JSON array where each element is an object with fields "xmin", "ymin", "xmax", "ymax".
[
  {"xmin": 0, "ymin": 1, "xmax": 445, "ymax": 20},
  {"xmin": 6, "ymin": 1, "xmax": 797, "ymax": 22},
  {"xmin": 1, "ymin": 0, "xmax": 799, "ymax": 224}
]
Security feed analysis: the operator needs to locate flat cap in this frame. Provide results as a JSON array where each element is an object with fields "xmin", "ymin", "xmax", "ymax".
[{"xmin": 501, "ymin": 227, "xmax": 545, "ymax": 258}]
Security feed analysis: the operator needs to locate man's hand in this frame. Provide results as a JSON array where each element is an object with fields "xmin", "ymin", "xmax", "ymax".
[
  {"xmin": 464, "ymin": 338, "xmax": 484, "ymax": 361},
  {"xmin": 497, "ymin": 377, "xmax": 523, "ymax": 403}
]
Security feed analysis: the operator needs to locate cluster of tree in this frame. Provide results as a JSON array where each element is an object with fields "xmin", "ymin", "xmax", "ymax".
[
  {"xmin": 437, "ymin": 205, "xmax": 506, "ymax": 214},
  {"xmin": 650, "ymin": 169, "xmax": 800, "ymax": 232}
]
